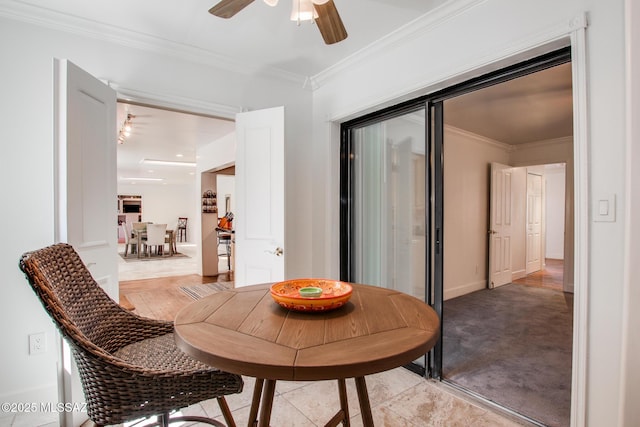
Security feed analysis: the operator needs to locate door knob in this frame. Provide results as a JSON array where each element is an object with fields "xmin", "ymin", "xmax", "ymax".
[
  {"xmin": 266, "ymin": 247, "xmax": 284, "ymax": 257},
  {"xmin": 488, "ymin": 230, "xmax": 497, "ymax": 234}
]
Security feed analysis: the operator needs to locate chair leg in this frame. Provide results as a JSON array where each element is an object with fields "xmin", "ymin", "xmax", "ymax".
[{"xmin": 218, "ymin": 396, "xmax": 236, "ymax": 427}]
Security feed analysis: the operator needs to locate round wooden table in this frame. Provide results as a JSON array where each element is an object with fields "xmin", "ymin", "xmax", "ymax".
[{"xmin": 175, "ymin": 282, "xmax": 440, "ymax": 427}]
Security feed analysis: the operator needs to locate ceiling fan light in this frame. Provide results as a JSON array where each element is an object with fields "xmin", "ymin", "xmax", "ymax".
[
  {"xmin": 263, "ymin": 0, "xmax": 278, "ymax": 6},
  {"xmin": 290, "ymin": 0, "xmax": 317, "ymax": 22}
]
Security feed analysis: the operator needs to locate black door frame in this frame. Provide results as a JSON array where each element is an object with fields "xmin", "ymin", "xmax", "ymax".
[{"xmin": 339, "ymin": 46, "xmax": 571, "ymax": 379}]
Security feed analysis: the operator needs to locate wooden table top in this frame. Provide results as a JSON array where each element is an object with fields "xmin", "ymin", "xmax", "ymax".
[{"xmin": 174, "ymin": 282, "xmax": 440, "ymax": 382}]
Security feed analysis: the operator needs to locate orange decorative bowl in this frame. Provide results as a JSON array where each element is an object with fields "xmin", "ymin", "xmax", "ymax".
[{"xmin": 270, "ymin": 279, "xmax": 353, "ymax": 312}]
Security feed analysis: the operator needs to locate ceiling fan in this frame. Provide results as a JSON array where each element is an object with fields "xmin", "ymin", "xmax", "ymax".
[{"xmin": 209, "ymin": 0, "xmax": 348, "ymax": 45}]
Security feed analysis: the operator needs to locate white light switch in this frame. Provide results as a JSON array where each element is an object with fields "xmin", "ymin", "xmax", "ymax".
[
  {"xmin": 594, "ymin": 194, "xmax": 616, "ymax": 222},
  {"xmin": 598, "ymin": 200, "xmax": 609, "ymax": 216}
]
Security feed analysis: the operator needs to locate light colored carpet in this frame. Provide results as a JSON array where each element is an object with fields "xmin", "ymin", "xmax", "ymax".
[{"xmin": 179, "ymin": 282, "xmax": 233, "ymax": 300}]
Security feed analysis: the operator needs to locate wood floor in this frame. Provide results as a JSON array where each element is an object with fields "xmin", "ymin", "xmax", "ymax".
[
  {"xmin": 119, "ymin": 271, "xmax": 233, "ymax": 320},
  {"xmin": 512, "ymin": 258, "xmax": 564, "ymax": 291}
]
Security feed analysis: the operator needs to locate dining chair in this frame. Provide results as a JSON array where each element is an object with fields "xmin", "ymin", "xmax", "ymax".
[
  {"xmin": 177, "ymin": 217, "xmax": 188, "ymax": 242},
  {"xmin": 19, "ymin": 243, "xmax": 243, "ymax": 427},
  {"xmin": 121, "ymin": 222, "xmax": 137, "ymax": 257},
  {"xmin": 144, "ymin": 223, "xmax": 167, "ymax": 256},
  {"xmin": 166, "ymin": 226, "xmax": 177, "ymax": 254}
]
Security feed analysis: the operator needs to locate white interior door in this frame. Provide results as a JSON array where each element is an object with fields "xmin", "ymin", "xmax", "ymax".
[
  {"xmin": 234, "ymin": 106, "xmax": 285, "ymax": 287},
  {"xmin": 489, "ymin": 162, "xmax": 513, "ymax": 288},
  {"xmin": 54, "ymin": 59, "xmax": 117, "ymax": 426},
  {"xmin": 526, "ymin": 172, "xmax": 543, "ymax": 274}
]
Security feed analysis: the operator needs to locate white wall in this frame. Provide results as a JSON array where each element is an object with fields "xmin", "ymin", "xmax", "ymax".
[
  {"xmin": 545, "ymin": 166, "xmax": 566, "ymax": 259},
  {"xmin": 441, "ymin": 127, "xmax": 569, "ymax": 298},
  {"xmin": 443, "ymin": 127, "xmax": 509, "ymax": 300},
  {"xmin": 196, "ymin": 132, "xmax": 237, "ymax": 276},
  {"xmin": 217, "ymin": 175, "xmax": 236, "ymax": 216},
  {"xmin": 0, "ymin": 16, "xmax": 312, "ymax": 408},
  {"xmin": 118, "ymin": 182, "xmax": 198, "ymax": 241},
  {"xmin": 310, "ymin": 1, "xmax": 631, "ymax": 425}
]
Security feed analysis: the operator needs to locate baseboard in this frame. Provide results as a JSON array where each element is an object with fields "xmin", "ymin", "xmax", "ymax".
[
  {"xmin": 511, "ymin": 269, "xmax": 526, "ymax": 280},
  {"xmin": 0, "ymin": 383, "xmax": 57, "ymax": 404},
  {"xmin": 444, "ymin": 280, "xmax": 487, "ymax": 300}
]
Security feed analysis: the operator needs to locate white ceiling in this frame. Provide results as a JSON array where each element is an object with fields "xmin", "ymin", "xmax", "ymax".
[
  {"xmin": 117, "ymin": 103, "xmax": 234, "ymax": 185},
  {"xmin": 2, "ymin": 0, "xmax": 573, "ymax": 185},
  {"xmin": 6, "ymin": 0, "xmax": 448, "ymax": 77}
]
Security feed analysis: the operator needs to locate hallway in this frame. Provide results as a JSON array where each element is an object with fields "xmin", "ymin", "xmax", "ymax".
[{"xmin": 443, "ymin": 259, "xmax": 571, "ymax": 426}]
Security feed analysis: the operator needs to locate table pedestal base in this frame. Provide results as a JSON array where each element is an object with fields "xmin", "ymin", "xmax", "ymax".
[{"xmin": 248, "ymin": 377, "xmax": 373, "ymax": 427}]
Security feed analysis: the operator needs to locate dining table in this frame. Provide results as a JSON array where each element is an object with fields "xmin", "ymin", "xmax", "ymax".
[{"xmin": 174, "ymin": 282, "xmax": 440, "ymax": 427}]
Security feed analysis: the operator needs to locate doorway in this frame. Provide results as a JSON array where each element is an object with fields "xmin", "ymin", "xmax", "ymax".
[
  {"xmin": 115, "ymin": 101, "xmax": 235, "ymax": 282},
  {"xmin": 436, "ymin": 55, "xmax": 574, "ymax": 426},
  {"xmin": 200, "ymin": 166, "xmax": 236, "ymax": 277}
]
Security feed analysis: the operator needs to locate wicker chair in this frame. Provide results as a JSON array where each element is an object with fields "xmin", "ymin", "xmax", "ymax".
[{"xmin": 19, "ymin": 243, "xmax": 243, "ymax": 427}]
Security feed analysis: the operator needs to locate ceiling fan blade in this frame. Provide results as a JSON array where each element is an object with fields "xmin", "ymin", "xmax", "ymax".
[
  {"xmin": 209, "ymin": 0, "xmax": 255, "ymax": 18},
  {"xmin": 314, "ymin": 0, "xmax": 347, "ymax": 45}
]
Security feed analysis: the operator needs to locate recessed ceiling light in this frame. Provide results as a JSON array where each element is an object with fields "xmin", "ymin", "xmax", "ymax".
[
  {"xmin": 119, "ymin": 177, "xmax": 164, "ymax": 182},
  {"xmin": 140, "ymin": 159, "xmax": 196, "ymax": 167},
  {"xmin": 176, "ymin": 154, "xmax": 184, "ymax": 157}
]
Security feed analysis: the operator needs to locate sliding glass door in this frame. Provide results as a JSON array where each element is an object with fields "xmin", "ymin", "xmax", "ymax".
[{"xmin": 341, "ymin": 106, "xmax": 427, "ymax": 300}]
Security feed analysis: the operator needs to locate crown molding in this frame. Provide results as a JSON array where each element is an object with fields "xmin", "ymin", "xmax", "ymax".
[
  {"xmin": 445, "ymin": 125, "xmax": 573, "ymax": 153},
  {"xmin": 309, "ymin": 0, "xmax": 487, "ymax": 89},
  {"xmin": 111, "ymin": 84, "xmax": 242, "ymax": 120},
  {"xmin": 0, "ymin": 0, "xmax": 307, "ymax": 87},
  {"xmin": 512, "ymin": 135, "xmax": 574, "ymax": 151},
  {"xmin": 444, "ymin": 124, "xmax": 513, "ymax": 152}
]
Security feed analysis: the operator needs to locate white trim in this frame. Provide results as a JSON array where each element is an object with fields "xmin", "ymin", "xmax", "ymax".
[
  {"xmin": 310, "ymin": 0, "xmax": 487, "ymax": 89},
  {"xmin": 0, "ymin": 0, "xmax": 306, "ymax": 87},
  {"xmin": 325, "ymin": 15, "xmax": 583, "ymax": 123},
  {"xmin": 444, "ymin": 124, "xmax": 513, "ymax": 152},
  {"xmin": 569, "ymin": 24, "xmax": 589, "ymax": 427},
  {"xmin": 112, "ymin": 84, "xmax": 242, "ymax": 120},
  {"xmin": 619, "ymin": 1, "xmax": 640, "ymax": 423},
  {"xmin": 513, "ymin": 135, "xmax": 574, "ymax": 152}
]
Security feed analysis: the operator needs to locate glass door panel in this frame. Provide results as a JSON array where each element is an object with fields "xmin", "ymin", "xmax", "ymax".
[{"xmin": 351, "ymin": 109, "xmax": 426, "ymax": 300}]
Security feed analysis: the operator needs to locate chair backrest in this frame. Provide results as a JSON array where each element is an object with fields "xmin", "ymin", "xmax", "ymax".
[
  {"xmin": 121, "ymin": 223, "xmax": 131, "ymax": 243},
  {"xmin": 146, "ymin": 223, "xmax": 167, "ymax": 246},
  {"xmin": 133, "ymin": 222, "xmax": 150, "ymax": 232},
  {"xmin": 19, "ymin": 243, "xmax": 142, "ymax": 354},
  {"xmin": 177, "ymin": 217, "xmax": 188, "ymax": 228}
]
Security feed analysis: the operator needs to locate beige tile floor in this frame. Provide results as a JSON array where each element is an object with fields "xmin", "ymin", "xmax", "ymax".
[
  {"xmin": 190, "ymin": 368, "xmax": 530, "ymax": 427},
  {"xmin": 3, "ymin": 368, "xmax": 530, "ymax": 426},
  {"xmin": 3, "ymin": 243, "xmax": 535, "ymax": 427}
]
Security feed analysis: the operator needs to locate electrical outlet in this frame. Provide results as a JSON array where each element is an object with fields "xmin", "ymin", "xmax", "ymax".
[{"xmin": 29, "ymin": 332, "xmax": 46, "ymax": 355}]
